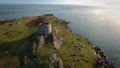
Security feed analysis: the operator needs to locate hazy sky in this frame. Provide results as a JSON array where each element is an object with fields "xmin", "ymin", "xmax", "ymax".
[
  {"xmin": 0, "ymin": 0, "xmax": 120, "ymax": 9},
  {"xmin": 0, "ymin": 0, "xmax": 119, "ymax": 6}
]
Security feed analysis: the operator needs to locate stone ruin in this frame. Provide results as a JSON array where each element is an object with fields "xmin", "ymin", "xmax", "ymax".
[{"xmin": 38, "ymin": 22, "xmax": 52, "ymax": 36}]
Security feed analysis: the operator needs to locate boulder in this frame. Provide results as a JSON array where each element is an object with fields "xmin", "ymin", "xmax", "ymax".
[
  {"xmin": 69, "ymin": 63, "xmax": 75, "ymax": 68},
  {"xmin": 78, "ymin": 47, "xmax": 81, "ymax": 50},
  {"xmin": 74, "ymin": 45, "xmax": 78, "ymax": 47},
  {"xmin": 83, "ymin": 58, "xmax": 89, "ymax": 63},
  {"xmin": 73, "ymin": 59, "xmax": 80, "ymax": 62},
  {"xmin": 56, "ymin": 58, "xmax": 63, "ymax": 68},
  {"xmin": 53, "ymin": 26, "xmax": 60, "ymax": 36},
  {"xmin": 71, "ymin": 52, "xmax": 77, "ymax": 57},
  {"xmin": 36, "ymin": 35, "xmax": 44, "ymax": 50},
  {"xmin": 32, "ymin": 41, "xmax": 37, "ymax": 55},
  {"xmin": 53, "ymin": 37, "xmax": 63, "ymax": 50},
  {"xmin": 49, "ymin": 53, "xmax": 64, "ymax": 68},
  {"xmin": 24, "ymin": 56, "xmax": 28, "ymax": 64},
  {"xmin": 49, "ymin": 53, "xmax": 57, "ymax": 64}
]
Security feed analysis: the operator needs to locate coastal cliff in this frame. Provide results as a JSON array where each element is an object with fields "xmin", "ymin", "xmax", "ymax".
[{"xmin": 0, "ymin": 14, "xmax": 115, "ymax": 68}]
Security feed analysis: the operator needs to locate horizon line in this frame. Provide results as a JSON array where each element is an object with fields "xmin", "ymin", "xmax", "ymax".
[{"xmin": 0, "ymin": 3, "xmax": 100, "ymax": 7}]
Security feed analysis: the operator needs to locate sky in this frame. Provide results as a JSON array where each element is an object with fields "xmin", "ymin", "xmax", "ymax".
[
  {"xmin": 0, "ymin": 0, "xmax": 120, "ymax": 10},
  {"xmin": 0, "ymin": 0, "xmax": 119, "ymax": 8},
  {"xmin": 0, "ymin": 0, "xmax": 119, "ymax": 6}
]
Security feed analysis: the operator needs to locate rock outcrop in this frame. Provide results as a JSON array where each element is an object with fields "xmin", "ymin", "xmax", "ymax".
[
  {"xmin": 31, "ymin": 35, "xmax": 45, "ymax": 55},
  {"xmin": 56, "ymin": 58, "xmax": 63, "ymax": 68},
  {"xmin": 68, "ymin": 63, "xmax": 75, "ymax": 68},
  {"xmin": 49, "ymin": 53, "xmax": 58, "ymax": 64},
  {"xmin": 52, "ymin": 26, "xmax": 63, "ymax": 50},
  {"xmin": 49, "ymin": 53, "xmax": 63, "ymax": 68}
]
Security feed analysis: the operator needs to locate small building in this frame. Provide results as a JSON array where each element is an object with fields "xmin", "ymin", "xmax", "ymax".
[{"xmin": 38, "ymin": 22, "xmax": 52, "ymax": 35}]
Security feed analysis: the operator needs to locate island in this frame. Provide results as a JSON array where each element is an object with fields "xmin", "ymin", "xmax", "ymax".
[{"xmin": 0, "ymin": 14, "xmax": 116, "ymax": 68}]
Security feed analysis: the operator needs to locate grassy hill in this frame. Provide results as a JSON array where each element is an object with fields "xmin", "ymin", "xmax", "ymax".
[{"xmin": 0, "ymin": 15, "xmax": 98, "ymax": 68}]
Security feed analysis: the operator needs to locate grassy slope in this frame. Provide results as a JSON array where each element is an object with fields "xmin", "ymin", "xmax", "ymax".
[
  {"xmin": 0, "ymin": 16, "xmax": 37, "ymax": 68},
  {"xmin": 0, "ymin": 17, "xmax": 37, "ymax": 44},
  {"xmin": 58, "ymin": 21, "xmax": 98, "ymax": 68},
  {"xmin": 0, "ymin": 16, "xmax": 98, "ymax": 68}
]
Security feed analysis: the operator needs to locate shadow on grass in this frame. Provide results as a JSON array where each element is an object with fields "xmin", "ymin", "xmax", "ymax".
[{"xmin": 0, "ymin": 32, "xmax": 40, "ymax": 65}]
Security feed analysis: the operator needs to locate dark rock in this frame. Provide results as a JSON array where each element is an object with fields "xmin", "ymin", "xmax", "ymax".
[
  {"xmin": 80, "ymin": 46, "xmax": 84, "ymax": 48},
  {"xmin": 94, "ymin": 47, "xmax": 101, "ymax": 54},
  {"xmin": 68, "ymin": 63, "xmax": 75, "ymax": 68},
  {"xmin": 4, "ymin": 51, "xmax": 9, "ymax": 56},
  {"xmin": 78, "ymin": 47, "xmax": 81, "ymax": 50},
  {"xmin": 73, "ymin": 59, "xmax": 77, "ymax": 62},
  {"xmin": 76, "ymin": 59, "xmax": 80, "ymax": 62},
  {"xmin": 24, "ymin": 56, "xmax": 29, "ymax": 64},
  {"xmin": 94, "ymin": 47, "xmax": 116, "ymax": 68},
  {"xmin": 96, "ymin": 59, "xmax": 104, "ymax": 65},
  {"xmin": 74, "ymin": 45, "xmax": 78, "ymax": 47},
  {"xmin": 73, "ymin": 59, "xmax": 80, "ymax": 62},
  {"xmin": 49, "ymin": 53, "xmax": 57, "ymax": 64},
  {"xmin": 44, "ymin": 14, "xmax": 54, "ymax": 16},
  {"xmin": 56, "ymin": 58, "xmax": 63, "ymax": 68},
  {"xmin": 80, "ymin": 54, "xmax": 84, "ymax": 57},
  {"xmin": 49, "ymin": 53, "xmax": 63, "ymax": 68},
  {"xmin": 83, "ymin": 58, "xmax": 89, "ymax": 63},
  {"xmin": 71, "ymin": 53, "xmax": 77, "ymax": 56},
  {"xmin": 62, "ymin": 20, "xmax": 71, "ymax": 24}
]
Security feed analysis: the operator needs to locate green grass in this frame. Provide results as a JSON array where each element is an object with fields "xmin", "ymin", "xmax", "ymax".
[
  {"xmin": 0, "ymin": 15, "xmax": 98, "ymax": 68},
  {"xmin": 0, "ymin": 16, "xmax": 37, "ymax": 44},
  {"xmin": 55, "ymin": 20, "xmax": 98, "ymax": 68}
]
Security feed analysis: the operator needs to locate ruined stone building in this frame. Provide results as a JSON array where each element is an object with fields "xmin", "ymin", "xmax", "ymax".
[{"xmin": 38, "ymin": 22, "xmax": 52, "ymax": 35}]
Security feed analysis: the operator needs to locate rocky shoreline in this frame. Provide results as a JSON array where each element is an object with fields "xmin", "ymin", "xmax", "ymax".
[{"xmin": 94, "ymin": 47, "xmax": 116, "ymax": 68}]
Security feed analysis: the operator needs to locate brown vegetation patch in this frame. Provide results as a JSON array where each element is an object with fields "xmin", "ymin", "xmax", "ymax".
[
  {"xmin": 0, "ymin": 19, "xmax": 11, "ymax": 25},
  {"xmin": 26, "ymin": 16, "xmax": 57, "ymax": 27}
]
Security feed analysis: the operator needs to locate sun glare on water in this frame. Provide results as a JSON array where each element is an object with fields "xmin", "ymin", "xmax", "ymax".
[
  {"xmin": 93, "ymin": 9, "xmax": 103, "ymax": 14},
  {"xmin": 91, "ymin": 8, "xmax": 120, "ymax": 27}
]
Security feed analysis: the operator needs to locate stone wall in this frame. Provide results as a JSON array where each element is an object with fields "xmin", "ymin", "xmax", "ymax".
[{"xmin": 38, "ymin": 23, "xmax": 52, "ymax": 36}]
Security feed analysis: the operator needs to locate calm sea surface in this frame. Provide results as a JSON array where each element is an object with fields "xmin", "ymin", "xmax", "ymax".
[{"xmin": 0, "ymin": 4, "xmax": 120, "ymax": 67}]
